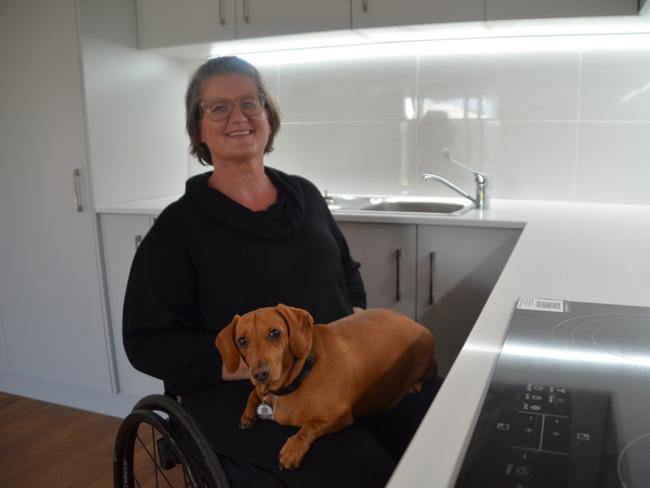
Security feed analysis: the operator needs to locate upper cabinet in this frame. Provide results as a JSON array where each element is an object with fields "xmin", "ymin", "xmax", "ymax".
[
  {"xmin": 136, "ymin": 0, "xmax": 351, "ymax": 49},
  {"xmin": 137, "ymin": 0, "xmax": 643, "ymax": 50},
  {"xmin": 485, "ymin": 0, "xmax": 638, "ymax": 21},
  {"xmin": 351, "ymin": 0, "xmax": 483, "ymax": 29},
  {"xmin": 137, "ymin": 0, "xmax": 236, "ymax": 48},
  {"xmin": 237, "ymin": 0, "xmax": 351, "ymax": 39}
]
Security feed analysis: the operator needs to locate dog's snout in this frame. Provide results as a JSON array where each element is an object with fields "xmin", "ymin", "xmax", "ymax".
[{"xmin": 252, "ymin": 365, "xmax": 271, "ymax": 384}]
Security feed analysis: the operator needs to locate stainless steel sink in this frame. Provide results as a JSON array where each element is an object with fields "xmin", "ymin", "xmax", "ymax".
[
  {"xmin": 326, "ymin": 195, "xmax": 473, "ymax": 215},
  {"xmin": 360, "ymin": 201, "xmax": 467, "ymax": 214}
]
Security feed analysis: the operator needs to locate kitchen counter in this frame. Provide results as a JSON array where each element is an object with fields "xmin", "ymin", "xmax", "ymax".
[
  {"xmin": 383, "ymin": 200, "xmax": 650, "ymax": 488},
  {"xmin": 97, "ymin": 197, "xmax": 650, "ymax": 487}
]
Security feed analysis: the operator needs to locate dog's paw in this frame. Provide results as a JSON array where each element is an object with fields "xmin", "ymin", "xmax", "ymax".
[
  {"xmin": 278, "ymin": 435, "xmax": 308, "ymax": 469},
  {"xmin": 239, "ymin": 415, "xmax": 257, "ymax": 430}
]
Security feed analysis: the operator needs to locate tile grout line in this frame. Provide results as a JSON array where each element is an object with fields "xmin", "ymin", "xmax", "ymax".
[{"xmin": 573, "ymin": 47, "xmax": 584, "ymax": 202}]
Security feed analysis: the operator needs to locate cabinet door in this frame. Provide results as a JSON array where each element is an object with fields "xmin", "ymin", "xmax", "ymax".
[
  {"xmin": 136, "ymin": 0, "xmax": 236, "ymax": 49},
  {"xmin": 486, "ymin": 0, "xmax": 637, "ymax": 20},
  {"xmin": 338, "ymin": 222, "xmax": 417, "ymax": 318},
  {"xmin": 236, "ymin": 0, "xmax": 351, "ymax": 39},
  {"xmin": 101, "ymin": 214, "xmax": 163, "ymax": 397},
  {"xmin": 417, "ymin": 225, "xmax": 520, "ymax": 375},
  {"xmin": 352, "ymin": 0, "xmax": 483, "ymax": 29},
  {"xmin": 0, "ymin": 0, "xmax": 113, "ymax": 392}
]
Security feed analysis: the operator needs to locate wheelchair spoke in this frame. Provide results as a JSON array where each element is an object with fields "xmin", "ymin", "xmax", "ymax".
[
  {"xmin": 115, "ymin": 397, "xmax": 226, "ymax": 488},
  {"xmin": 134, "ymin": 430, "xmax": 177, "ymax": 488}
]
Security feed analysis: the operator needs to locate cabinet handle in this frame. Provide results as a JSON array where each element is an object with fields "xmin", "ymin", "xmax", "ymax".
[
  {"xmin": 243, "ymin": 0, "xmax": 250, "ymax": 23},
  {"xmin": 134, "ymin": 234, "xmax": 143, "ymax": 250},
  {"xmin": 395, "ymin": 248, "xmax": 402, "ymax": 302},
  {"xmin": 362, "ymin": 0, "xmax": 369, "ymax": 12},
  {"xmin": 73, "ymin": 168, "xmax": 83, "ymax": 212},
  {"xmin": 428, "ymin": 251, "xmax": 436, "ymax": 305},
  {"xmin": 219, "ymin": 0, "xmax": 226, "ymax": 25}
]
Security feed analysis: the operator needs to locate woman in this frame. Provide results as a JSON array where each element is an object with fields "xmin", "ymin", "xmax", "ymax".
[{"xmin": 123, "ymin": 56, "xmax": 437, "ymax": 488}]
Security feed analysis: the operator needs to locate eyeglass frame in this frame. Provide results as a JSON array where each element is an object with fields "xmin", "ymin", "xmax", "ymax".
[{"xmin": 200, "ymin": 92, "xmax": 266, "ymax": 121}]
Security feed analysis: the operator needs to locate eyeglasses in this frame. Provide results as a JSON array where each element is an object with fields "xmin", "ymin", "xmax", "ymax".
[{"xmin": 201, "ymin": 93, "xmax": 266, "ymax": 121}]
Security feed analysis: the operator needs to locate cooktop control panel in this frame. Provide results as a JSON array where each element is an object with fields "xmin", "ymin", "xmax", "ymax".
[{"xmin": 456, "ymin": 383, "xmax": 610, "ymax": 488}]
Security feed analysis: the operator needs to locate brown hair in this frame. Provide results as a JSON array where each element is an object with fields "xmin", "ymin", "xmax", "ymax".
[{"xmin": 185, "ymin": 56, "xmax": 281, "ymax": 165}]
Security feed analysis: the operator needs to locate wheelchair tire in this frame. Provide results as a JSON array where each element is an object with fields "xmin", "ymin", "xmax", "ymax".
[{"xmin": 114, "ymin": 394, "xmax": 230, "ymax": 488}]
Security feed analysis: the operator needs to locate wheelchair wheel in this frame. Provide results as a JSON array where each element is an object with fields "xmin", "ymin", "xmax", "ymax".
[{"xmin": 114, "ymin": 394, "xmax": 230, "ymax": 488}]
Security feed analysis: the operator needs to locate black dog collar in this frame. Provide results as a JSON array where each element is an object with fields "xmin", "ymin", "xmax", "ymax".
[{"xmin": 269, "ymin": 353, "xmax": 314, "ymax": 396}]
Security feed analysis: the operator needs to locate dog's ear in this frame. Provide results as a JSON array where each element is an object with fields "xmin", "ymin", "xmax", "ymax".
[
  {"xmin": 215, "ymin": 314, "xmax": 242, "ymax": 374},
  {"xmin": 276, "ymin": 304, "xmax": 314, "ymax": 359}
]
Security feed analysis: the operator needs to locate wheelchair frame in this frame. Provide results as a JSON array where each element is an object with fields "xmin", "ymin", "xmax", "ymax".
[{"xmin": 113, "ymin": 394, "xmax": 231, "ymax": 488}]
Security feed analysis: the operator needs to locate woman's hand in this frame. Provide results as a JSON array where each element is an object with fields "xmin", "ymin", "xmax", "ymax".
[
  {"xmin": 222, "ymin": 357, "xmax": 250, "ymax": 381},
  {"xmin": 353, "ymin": 307, "xmax": 364, "ymax": 314}
]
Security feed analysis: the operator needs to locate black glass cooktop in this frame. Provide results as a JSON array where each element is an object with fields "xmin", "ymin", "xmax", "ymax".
[{"xmin": 456, "ymin": 298, "xmax": 650, "ymax": 488}]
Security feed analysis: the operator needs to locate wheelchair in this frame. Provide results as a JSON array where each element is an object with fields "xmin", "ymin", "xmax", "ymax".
[{"xmin": 113, "ymin": 394, "xmax": 231, "ymax": 488}]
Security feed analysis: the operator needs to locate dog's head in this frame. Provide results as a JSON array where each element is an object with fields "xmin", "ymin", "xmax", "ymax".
[{"xmin": 215, "ymin": 304, "xmax": 314, "ymax": 388}]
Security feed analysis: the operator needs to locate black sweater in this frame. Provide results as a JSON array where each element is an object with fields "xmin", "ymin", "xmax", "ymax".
[{"xmin": 123, "ymin": 167, "xmax": 366, "ymax": 396}]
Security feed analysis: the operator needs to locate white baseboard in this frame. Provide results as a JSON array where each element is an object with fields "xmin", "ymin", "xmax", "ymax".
[{"xmin": 0, "ymin": 370, "xmax": 145, "ymax": 418}]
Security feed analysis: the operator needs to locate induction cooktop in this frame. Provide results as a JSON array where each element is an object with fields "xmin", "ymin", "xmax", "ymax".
[{"xmin": 456, "ymin": 298, "xmax": 650, "ymax": 488}]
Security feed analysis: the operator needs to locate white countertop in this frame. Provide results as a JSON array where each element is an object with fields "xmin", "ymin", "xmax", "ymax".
[
  {"xmin": 97, "ymin": 197, "xmax": 650, "ymax": 487},
  {"xmin": 384, "ymin": 200, "xmax": 650, "ymax": 488}
]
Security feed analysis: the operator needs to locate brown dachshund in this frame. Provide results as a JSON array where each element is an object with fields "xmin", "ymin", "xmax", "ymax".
[{"xmin": 215, "ymin": 304, "xmax": 438, "ymax": 469}]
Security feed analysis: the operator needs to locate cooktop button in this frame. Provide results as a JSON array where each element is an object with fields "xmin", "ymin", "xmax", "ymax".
[{"xmin": 514, "ymin": 465, "xmax": 531, "ymax": 477}]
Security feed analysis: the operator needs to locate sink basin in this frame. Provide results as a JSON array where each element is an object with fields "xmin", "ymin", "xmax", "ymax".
[
  {"xmin": 361, "ymin": 201, "xmax": 468, "ymax": 214},
  {"xmin": 326, "ymin": 195, "xmax": 473, "ymax": 215}
]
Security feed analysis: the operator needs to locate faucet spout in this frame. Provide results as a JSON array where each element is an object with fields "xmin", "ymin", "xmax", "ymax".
[
  {"xmin": 421, "ymin": 149, "xmax": 489, "ymax": 209},
  {"xmin": 421, "ymin": 173, "xmax": 476, "ymax": 204}
]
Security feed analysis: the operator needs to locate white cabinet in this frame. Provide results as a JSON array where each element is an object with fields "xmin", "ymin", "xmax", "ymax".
[
  {"xmin": 0, "ymin": 0, "xmax": 113, "ymax": 392},
  {"xmin": 137, "ymin": 0, "xmax": 641, "ymax": 51},
  {"xmin": 351, "ymin": 0, "xmax": 483, "ymax": 29},
  {"xmin": 136, "ymin": 0, "xmax": 236, "ymax": 48},
  {"xmin": 486, "ymin": 0, "xmax": 637, "ymax": 20},
  {"xmin": 337, "ymin": 222, "xmax": 417, "ymax": 318},
  {"xmin": 100, "ymin": 214, "xmax": 164, "ymax": 397},
  {"xmin": 416, "ymin": 225, "xmax": 520, "ymax": 375},
  {"xmin": 338, "ymin": 220, "xmax": 521, "ymax": 376},
  {"xmin": 136, "ymin": 0, "xmax": 351, "ymax": 49},
  {"xmin": 236, "ymin": 0, "xmax": 351, "ymax": 39}
]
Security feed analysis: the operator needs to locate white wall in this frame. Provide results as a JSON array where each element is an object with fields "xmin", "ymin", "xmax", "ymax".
[
  {"xmin": 187, "ymin": 34, "xmax": 650, "ymax": 206},
  {"xmin": 79, "ymin": 0, "xmax": 188, "ymax": 207}
]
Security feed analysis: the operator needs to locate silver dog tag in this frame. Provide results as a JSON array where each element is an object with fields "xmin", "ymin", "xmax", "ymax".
[{"xmin": 257, "ymin": 402, "xmax": 273, "ymax": 420}]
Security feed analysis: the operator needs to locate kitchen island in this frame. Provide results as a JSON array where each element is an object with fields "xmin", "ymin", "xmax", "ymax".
[{"xmin": 97, "ymin": 197, "xmax": 650, "ymax": 487}]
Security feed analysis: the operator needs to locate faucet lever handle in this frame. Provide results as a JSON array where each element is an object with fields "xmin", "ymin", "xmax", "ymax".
[{"xmin": 441, "ymin": 148, "xmax": 488, "ymax": 180}]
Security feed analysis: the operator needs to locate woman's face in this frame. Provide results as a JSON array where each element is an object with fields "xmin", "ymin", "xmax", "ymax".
[{"xmin": 199, "ymin": 73, "xmax": 271, "ymax": 166}]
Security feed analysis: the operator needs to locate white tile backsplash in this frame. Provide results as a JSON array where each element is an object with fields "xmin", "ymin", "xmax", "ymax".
[
  {"xmin": 481, "ymin": 121, "xmax": 578, "ymax": 201},
  {"xmin": 268, "ymin": 121, "xmax": 418, "ymax": 195},
  {"xmin": 188, "ymin": 33, "xmax": 650, "ymax": 205},
  {"xmin": 580, "ymin": 46, "xmax": 650, "ymax": 121},
  {"xmin": 576, "ymin": 122, "xmax": 650, "ymax": 204},
  {"xmin": 418, "ymin": 49, "xmax": 581, "ymax": 121},
  {"xmin": 278, "ymin": 55, "xmax": 417, "ymax": 122}
]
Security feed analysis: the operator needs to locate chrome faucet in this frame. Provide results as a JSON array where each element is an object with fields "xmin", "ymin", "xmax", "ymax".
[{"xmin": 421, "ymin": 148, "xmax": 489, "ymax": 209}]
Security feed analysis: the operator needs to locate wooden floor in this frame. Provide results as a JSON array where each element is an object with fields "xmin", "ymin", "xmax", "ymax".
[{"xmin": 0, "ymin": 391, "xmax": 122, "ymax": 487}]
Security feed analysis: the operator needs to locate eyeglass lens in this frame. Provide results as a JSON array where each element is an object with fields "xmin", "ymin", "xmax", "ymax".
[{"xmin": 203, "ymin": 94, "xmax": 264, "ymax": 121}]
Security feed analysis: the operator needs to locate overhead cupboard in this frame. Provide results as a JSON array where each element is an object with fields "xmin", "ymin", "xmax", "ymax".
[
  {"xmin": 136, "ymin": 0, "xmax": 352, "ymax": 48},
  {"xmin": 135, "ymin": 0, "xmax": 642, "ymax": 49}
]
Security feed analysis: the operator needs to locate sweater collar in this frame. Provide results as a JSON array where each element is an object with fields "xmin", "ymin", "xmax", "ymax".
[{"xmin": 184, "ymin": 166, "xmax": 305, "ymax": 241}]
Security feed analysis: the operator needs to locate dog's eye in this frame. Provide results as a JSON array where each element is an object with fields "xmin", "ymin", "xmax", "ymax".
[
  {"xmin": 237, "ymin": 336, "xmax": 248, "ymax": 347},
  {"xmin": 268, "ymin": 329, "xmax": 281, "ymax": 340}
]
